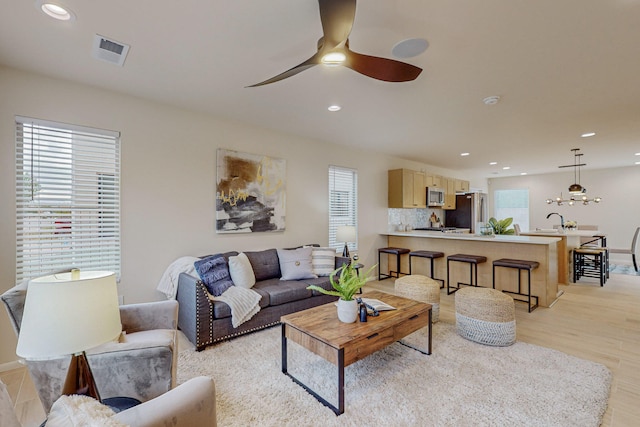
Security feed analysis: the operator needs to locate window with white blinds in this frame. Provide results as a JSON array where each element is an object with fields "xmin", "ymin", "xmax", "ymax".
[
  {"xmin": 15, "ymin": 116, "xmax": 121, "ymax": 281},
  {"xmin": 328, "ymin": 165, "xmax": 358, "ymax": 252}
]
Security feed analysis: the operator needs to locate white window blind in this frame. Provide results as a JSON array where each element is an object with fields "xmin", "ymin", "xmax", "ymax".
[
  {"xmin": 328, "ymin": 165, "xmax": 358, "ymax": 252},
  {"xmin": 15, "ymin": 116, "xmax": 121, "ymax": 281}
]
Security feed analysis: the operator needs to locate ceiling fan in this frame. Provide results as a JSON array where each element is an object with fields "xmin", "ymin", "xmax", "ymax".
[{"xmin": 247, "ymin": 0, "xmax": 423, "ymax": 87}]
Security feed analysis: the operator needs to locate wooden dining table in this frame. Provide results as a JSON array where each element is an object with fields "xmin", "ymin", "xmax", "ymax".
[{"xmin": 520, "ymin": 229, "xmax": 606, "ymax": 284}]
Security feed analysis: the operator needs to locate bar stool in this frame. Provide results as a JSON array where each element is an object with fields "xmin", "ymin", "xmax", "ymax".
[
  {"xmin": 492, "ymin": 258, "xmax": 539, "ymax": 312},
  {"xmin": 446, "ymin": 254, "xmax": 487, "ymax": 295},
  {"xmin": 581, "ymin": 234, "xmax": 609, "ymax": 280},
  {"xmin": 573, "ymin": 247, "xmax": 607, "ymax": 286},
  {"xmin": 378, "ymin": 247, "xmax": 410, "ymax": 280},
  {"xmin": 408, "ymin": 250, "xmax": 445, "ymax": 288}
]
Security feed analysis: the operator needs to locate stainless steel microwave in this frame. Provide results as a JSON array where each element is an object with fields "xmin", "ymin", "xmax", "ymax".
[{"xmin": 427, "ymin": 187, "xmax": 445, "ymax": 207}]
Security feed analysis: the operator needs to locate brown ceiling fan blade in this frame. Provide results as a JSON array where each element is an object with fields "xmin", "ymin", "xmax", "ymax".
[
  {"xmin": 318, "ymin": 0, "xmax": 356, "ymax": 50},
  {"xmin": 343, "ymin": 50, "xmax": 422, "ymax": 82},
  {"xmin": 246, "ymin": 54, "xmax": 322, "ymax": 87}
]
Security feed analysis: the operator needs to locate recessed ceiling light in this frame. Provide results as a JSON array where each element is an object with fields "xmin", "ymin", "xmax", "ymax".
[
  {"xmin": 327, "ymin": 105, "xmax": 341, "ymax": 112},
  {"xmin": 483, "ymin": 96, "xmax": 500, "ymax": 105},
  {"xmin": 36, "ymin": 1, "xmax": 75, "ymax": 21},
  {"xmin": 635, "ymin": 152, "xmax": 640, "ymax": 156},
  {"xmin": 520, "ymin": 172, "xmax": 527, "ymax": 175},
  {"xmin": 460, "ymin": 152, "xmax": 470, "ymax": 156},
  {"xmin": 489, "ymin": 161, "xmax": 498, "ymax": 165},
  {"xmin": 391, "ymin": 38, "xmax": 429, "ymax": 58},
  {"xmin": 636, "ymin": 161, "xmax": 640, "ymax": 165},
  {"xmin": 502, "ymin": 166, "xmax": 511, "ymax": 170},
  {"xmin": 581, "ymin": 132, "xmax": 596, "ymax": 138}
]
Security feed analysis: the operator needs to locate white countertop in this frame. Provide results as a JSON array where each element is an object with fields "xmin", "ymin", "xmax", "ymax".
[
  {"xmin": 521, "ymin": 229, "xmax": 604, "ymax": 237},
  {"xmin": 384, "ymin": 230, "xmax": 561, "ymax": 245}
]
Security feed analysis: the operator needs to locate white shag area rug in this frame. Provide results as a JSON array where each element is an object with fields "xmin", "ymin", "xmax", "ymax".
[{"xmin": 178, "ymin": 323, "xmax": 611, "ymax": 427}]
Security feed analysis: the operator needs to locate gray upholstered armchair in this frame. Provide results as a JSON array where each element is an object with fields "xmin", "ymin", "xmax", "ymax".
[
  {"xmin": 1, "ymin": 376, "xmax": 216, "ymax": 427},
  {"xmin": 1, "ymin": 279, "xmax": 179, "ymax": 413}
]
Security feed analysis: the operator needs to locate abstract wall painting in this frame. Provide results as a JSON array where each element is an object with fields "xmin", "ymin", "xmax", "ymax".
[{"xmin": 216, "ymin": 148, "xmax": 286, "ymax": 233}]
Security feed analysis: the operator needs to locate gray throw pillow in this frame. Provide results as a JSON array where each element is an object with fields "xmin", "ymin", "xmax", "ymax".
[
  {"xmin": 194, "ymin": 254, "xmax": 234, "ymax": 296},
  {"xmin": 277, "ymin": 247, "xmax": 317, "ymax": 281},
  {"xmin": 245, "ymin": 249, "xmax": 280, "ymax": 281}
]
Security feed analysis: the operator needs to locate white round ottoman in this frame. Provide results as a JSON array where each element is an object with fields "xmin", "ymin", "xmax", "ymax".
[
  {"xmin": 455, "ymin": 287, "xmax": 516, "ymax": 346},
  {"xmin": 394, "ymin": 274, "xmax": 440, "ymax": 322}
]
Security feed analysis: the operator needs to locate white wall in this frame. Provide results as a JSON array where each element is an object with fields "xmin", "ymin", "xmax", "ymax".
[
  {"xmin": 0, "ymin": 66, "xmax": 465, "ymax": 364},
  {"xmin": 488, "ymin": 167, "xmax": 640, "ymax": 259}
]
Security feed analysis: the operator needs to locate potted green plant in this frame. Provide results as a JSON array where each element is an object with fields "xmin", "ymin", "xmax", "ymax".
[
  {"xmin": 487, "ymin": 217, "xmax": 516, "ymax": 235},
  {"xmin": 307, "ymin": 262, "xmax": 376, "ymax": 323}
]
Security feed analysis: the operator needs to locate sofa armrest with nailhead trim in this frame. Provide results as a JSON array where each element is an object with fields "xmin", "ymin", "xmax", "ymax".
[{"xmin": 176, "ymin": 249, "xmax": 350, "ymax": 350}]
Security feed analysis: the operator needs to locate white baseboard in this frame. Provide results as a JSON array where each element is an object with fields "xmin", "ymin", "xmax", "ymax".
[{"xmin": 0, "ymin": 360, "xmax": 23, "ymax": 372}]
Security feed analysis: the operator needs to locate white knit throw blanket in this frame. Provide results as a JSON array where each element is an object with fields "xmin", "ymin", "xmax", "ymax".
[
  {"xmin": 156, "ymin": 256, "xmax": 200, "ymax": 300},
  {"xmin": 212, "ymin": 286, "xmax": 261, "ymax": 328}
]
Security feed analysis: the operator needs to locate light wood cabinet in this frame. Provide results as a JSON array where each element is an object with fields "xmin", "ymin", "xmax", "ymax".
[
  {"xmin": 425, "ymin": 174, "xmax": 442, "ymax": 188},
  {"xmin": 443, "ymin": 177, "xmax": 457, "ymax": 210},
  {"xmin": 455, "ymin": 179, "xmax": 470, "ymax": 193},
  {"xmin": 388, "ymin": 169, "xmax": 426, "ymax": 208}
]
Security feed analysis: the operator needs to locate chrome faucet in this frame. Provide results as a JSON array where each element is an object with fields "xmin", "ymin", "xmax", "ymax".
[{"xmin": 546, "ymin": 212, "xmax": 564, "ymax": 228}]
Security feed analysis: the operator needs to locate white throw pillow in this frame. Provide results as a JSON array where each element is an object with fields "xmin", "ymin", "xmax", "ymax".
[
  {"xmin": 277, "ymin": 247, "xmax": 317, "ymax": 280},
  {"xmin": 228, "ymin": 252, "xmax": 256, "ymax": 288},
  {"xmin": 312, "ymin": 247, "xmax": 336, "ymax": 277},
  {"xmin": 45, "ymin": 395, "xmax": 127, "ymax": 427}
]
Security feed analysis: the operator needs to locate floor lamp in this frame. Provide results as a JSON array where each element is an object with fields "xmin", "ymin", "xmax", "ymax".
[{"xmin": 16, "ymin": 270, "xmax": 121, "ymax": 401}]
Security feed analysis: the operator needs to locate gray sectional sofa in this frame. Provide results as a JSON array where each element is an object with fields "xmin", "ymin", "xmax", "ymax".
[{"xmin": 176, "ymin": 246, "xmax": 348, "ymax": 350}]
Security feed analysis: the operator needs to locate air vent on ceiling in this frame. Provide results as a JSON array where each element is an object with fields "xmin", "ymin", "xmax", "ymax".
[{"xmin": 91, "ymin": 34, "xmax": 130, "ymax": 67}]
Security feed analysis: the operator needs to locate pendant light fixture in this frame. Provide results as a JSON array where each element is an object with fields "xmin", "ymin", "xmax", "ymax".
[
  {"xmin": 566, "ymin": 148, "xmax": 586, "ymax": 195},
  {"xmin": 545, "ymin": 148, "xmax": 601, "ymax": 205}
]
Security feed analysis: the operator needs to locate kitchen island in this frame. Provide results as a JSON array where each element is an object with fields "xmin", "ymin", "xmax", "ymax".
[
  {"xmin": 384, "ymin": 231, "xmax": 561, "ymax": 307},
  {"xmin": 521, "ymin": 229, "xmax": 605, "ymax": 284}
]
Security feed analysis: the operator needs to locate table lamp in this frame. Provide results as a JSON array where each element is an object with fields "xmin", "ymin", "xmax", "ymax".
[
  {"xmin": 336, "ymin": 225, "xmax": 357, "ymax": 258},
  {"xmin": 16, "ymin": 270, "xmax": 121, "ymax": 401}
]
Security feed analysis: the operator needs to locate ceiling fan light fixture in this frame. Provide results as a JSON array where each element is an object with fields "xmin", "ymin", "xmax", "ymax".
[
  {"xmin": 321, "ymin": 52, "xmax": 346, "ymax": 66},
  {"xmin": 246, "ymin": 1, "xmax": 422, "ymax": 87}
]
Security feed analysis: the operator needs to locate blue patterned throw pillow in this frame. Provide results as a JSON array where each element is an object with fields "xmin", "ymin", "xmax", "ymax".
[{"xmin": 194, "ymin": 254, "xmax": 234, "ymax": 296}]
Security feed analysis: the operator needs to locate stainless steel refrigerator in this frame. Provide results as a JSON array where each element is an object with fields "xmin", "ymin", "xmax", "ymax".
[{"xmin": 444, "ymin": 193, "xmax": 488, "ymax": 233}]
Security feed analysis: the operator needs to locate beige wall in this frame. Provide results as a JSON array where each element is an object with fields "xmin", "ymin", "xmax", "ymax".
[
  {"xmin": 0, "ymin": 66, "xmax": 465, "ymax": 364},
  {"xmin": 488, "ymin": 167, "xmax": 640, "ymax": 259}
]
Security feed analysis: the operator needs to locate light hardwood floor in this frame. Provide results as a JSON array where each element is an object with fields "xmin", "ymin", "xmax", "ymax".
[{"xmin": 3, "ymin": 271, "xmax": 640, "ymax": 426}]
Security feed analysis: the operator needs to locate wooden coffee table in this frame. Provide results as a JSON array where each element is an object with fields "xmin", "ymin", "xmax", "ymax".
[{"xmin": 281, "ymin": 290, "xmax": 432, "ymax": 415}]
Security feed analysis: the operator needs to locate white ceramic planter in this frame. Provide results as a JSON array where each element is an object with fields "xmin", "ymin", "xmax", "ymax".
[{"xmin": 337, "ymin": 299, "xmax": 358, "ymax": 323}]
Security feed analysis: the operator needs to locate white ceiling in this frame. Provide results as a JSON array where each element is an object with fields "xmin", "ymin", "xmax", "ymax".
[{"xmin": 2, "ymin": 0, "xmax": 640, "ymax": 178}]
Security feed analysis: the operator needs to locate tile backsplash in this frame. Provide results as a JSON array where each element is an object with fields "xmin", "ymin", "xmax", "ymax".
[{"xmin": 388, "ymin": 208, "xmax": 443, "ymax": 231}]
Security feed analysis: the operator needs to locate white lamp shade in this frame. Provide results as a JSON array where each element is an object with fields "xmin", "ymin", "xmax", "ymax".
[
  {"xmin": 336, "ymin": 225, "xmax": 356, "ymax": 243},
  {"xmin": 16, "ymin": 271, "xmax": 122, "ymax": 359}
]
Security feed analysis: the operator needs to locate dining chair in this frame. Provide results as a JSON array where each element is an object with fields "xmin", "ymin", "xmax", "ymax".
[
  {"xmin": 609, "ymin": 226, "xmax": 640, "ymax": 272},
  {"xmin": 577, "ymin": 225, "xmax": 599, "ymax": 246}
]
